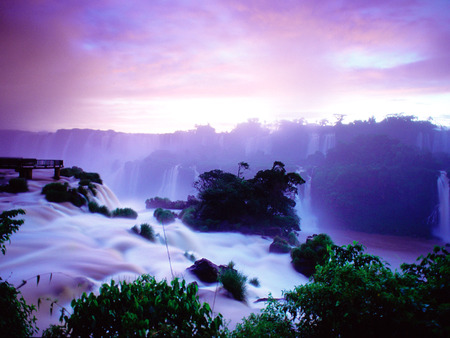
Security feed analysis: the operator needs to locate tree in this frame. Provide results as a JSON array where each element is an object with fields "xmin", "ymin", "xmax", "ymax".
[
  {"xmin": 233, "ymin": 243, "xmax": 450, "ymax": 337},
  {"xmin": 237, "ymin": 162, "xmax": 249, "ymax": 178},
  {"xmin": 190, "ymin": 162, "xmax": 305, "ymax": 233}
]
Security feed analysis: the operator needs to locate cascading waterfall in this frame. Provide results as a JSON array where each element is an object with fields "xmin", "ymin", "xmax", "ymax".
[
  {"xmin": 158, "ymin": 164, "xmax": 181, "ymax": 200},
  {"xmin": 321, "ymin": 133, "xmax": 336, "ymax": 155},
  {"xmin": 295, "ymin": 171, "xmax": 318, "ymax": 233},
  {"xmin": 306, "ymin": 133, "xmax": 320, "ymax": 157},
  {"xmin": 436, "ymin": 171, "xmax": 450, "ymax": 242}
]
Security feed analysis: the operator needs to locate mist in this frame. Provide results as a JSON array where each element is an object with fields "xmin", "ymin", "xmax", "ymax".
[{"xmin": 1, "ymin": 115, "xmax": 449, "ymax": 334}]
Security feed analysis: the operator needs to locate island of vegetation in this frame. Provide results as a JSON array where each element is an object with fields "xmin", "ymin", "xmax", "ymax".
[{"xmin": 148, "ymin": 161, "xmax": 305, "ymax": 236}]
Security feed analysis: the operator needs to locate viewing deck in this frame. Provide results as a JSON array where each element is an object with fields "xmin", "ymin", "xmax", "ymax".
[{"xmin": 0, "ymin": 157, "xmax": 64, "ymax": 179}]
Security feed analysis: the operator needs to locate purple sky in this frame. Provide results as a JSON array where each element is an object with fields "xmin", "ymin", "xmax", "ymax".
[{"xmin": 1, "ymin": 0, "xmax": 450, "ymax": 133}]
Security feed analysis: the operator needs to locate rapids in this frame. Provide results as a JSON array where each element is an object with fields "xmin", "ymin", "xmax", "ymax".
[{"xmin": 0, "ymin": 169, "xmax": 444, "ymax": 333}]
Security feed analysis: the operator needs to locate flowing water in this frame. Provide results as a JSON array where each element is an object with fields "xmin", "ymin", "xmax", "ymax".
[
  {"xmin": 436, "ymin": 171, "xmax": 450, "ymax": 242},
  {"xmin": 0, "ymin": 169, "xmax": 445, "ymax": 334}
]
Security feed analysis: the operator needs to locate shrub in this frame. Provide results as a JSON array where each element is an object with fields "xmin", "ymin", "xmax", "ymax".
[
  {"xmin": 57, "ymin": 275, "xmax": 224, "ymax": 337},
  {"xmin": 287, "ymin": 231, "xmax": 300, "ymax": 246},
  {"xmin": 0, "ymin": 209, "xmax": 25, "ymax": 255},
  {"xmin": 180, "ymin": 206, "xmax": 199, "ymax": 226},
  {"xmin": 75, "ymin": 172, "xmax": 102, "ymax": 185},
  {"xmin": 269, "ymin": 236, "xmax": 291, "ymax": 253},
  {"xmin": 291, "ymin": 233, "xmax": 334, "ymax": 277},
  {"xmin": 60, "ymin": 166, "xmax": 83, "ymax": 178},
  {"xmin": 42, "ymin": 324, "xmax": 68, "ymax": 337},
  {"xmin": 61, "ymin": 166, "xmax": 102, "ymax": 185},
  {"xmin": 41, "ymin": 183, "xmax": 86, "ymax": 207},
  {"xmin": 283, "ymin": 243, "xmax": 450, "ymax": 337},
  {"xmin": 0, "ymin": 281, "xmax": 38, "ymax": 337},
  {"xmin": 249, "ymin": 277, "xmax": 260, "ymax": 287},
  {"xmin": 233, "ymin": 244, "xmax": 450, "ymax": 337},
  {"xmin": 112, "ymin": 208, "xmax": 138, "ymax": 219},
  {"xmin": 232, "ymin": 297, "xmax": 295, "ymax": 337},
  {"xmin": 184, "ymin": 251, "xmax": 196, "ymax": 262},
  {"xmin": 146, "ymin": 196, "xmax": 199, "ymax": 210},
  {"xmin": 0, "ymin": 209, "xmax": 38, "ymax": 336},
  {"xmin": 5, "ymin": 178, "xmax": 28, "ymax": 193},
  {"xmin": 88, "ymin": 201, "xmax": 111, "ymax": 217},
  {"xmin": 139, "ymin": 223, "xmax": 155, "ymax": 241},
  {"xmin": 219, "ymin": 264, "xmax": 247, "ymax": 301},
  {"xmin": 154, "ymin": 208, "xmax": 176, "ymax": 225}
]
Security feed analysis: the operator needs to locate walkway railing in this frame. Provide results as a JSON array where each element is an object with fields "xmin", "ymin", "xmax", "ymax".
[{"xmin": 0, "ymin": 157, "xmax": 64, "ymax": 179}]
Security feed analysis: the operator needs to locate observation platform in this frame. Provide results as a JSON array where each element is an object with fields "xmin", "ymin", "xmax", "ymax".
[{"xmin": 0, "ymin": 157, "xmax": 64, "ymax": 179}]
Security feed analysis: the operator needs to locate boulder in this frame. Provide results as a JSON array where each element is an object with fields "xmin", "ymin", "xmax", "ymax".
[
  {"xmin": 187, "ymin": 258, "xmax": 220, "ymax": 283},
  {"xmin": 269, "ymin": 236, "xmax": 291, "ymax": 254}
]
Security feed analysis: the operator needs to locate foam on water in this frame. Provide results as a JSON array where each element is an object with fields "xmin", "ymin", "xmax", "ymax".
[{"xmin": 0, "ymin": 169, "xmax": 443, "ymax": 333}]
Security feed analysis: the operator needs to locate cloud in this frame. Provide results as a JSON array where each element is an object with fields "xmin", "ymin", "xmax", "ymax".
[{"xmin": 0, "ymin": 0, "xmax": 449, "ymax": 132}]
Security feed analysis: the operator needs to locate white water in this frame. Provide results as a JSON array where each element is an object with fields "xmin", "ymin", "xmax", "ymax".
[
  {"xmin": 306, "ymin": 133, "xmax": 336, "ymax": 157},
  {"xmin": 295, "ymin": 174, "xmax": 319, "ymax": 233},
  {"xmin": 0, "ymin": 170, "xmax": 307, "ymax": 333},
  {"xmin": 0, "ymin": 169, "xmax": 443, "ymax": 334},
  {"xmin": 158, "ymin": 164, "xmax": 181, "ymax": 200},
  {"xmin": 436, "ymin": 171, "xmax": 450, "ymax": 242}
]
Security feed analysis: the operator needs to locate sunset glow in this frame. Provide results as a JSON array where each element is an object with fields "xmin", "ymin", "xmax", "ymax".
[{"xmin": 1, "ymin": 0, "xmax": 449, "ymax": 133}]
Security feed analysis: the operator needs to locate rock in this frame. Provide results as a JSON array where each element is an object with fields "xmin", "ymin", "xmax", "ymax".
[
  {"xmin": 187, "ymin": 258, "xmax": 220, "ymax": 283},
  {"xmin": 269, "ymin": 236, "xmax": 291, "ymax": 254}
]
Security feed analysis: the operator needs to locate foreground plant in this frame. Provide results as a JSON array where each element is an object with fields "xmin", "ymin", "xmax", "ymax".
[
  {"xmin": 234, "ymin": 243, "xmax": 450, "ymax": 337},
  {"xmin": 0, "ymin": 209, "xmax": 38, "ymax": 336},
  {"xmin": 48, "ymin": 275, "xmax": 224, "ymax": 337}
]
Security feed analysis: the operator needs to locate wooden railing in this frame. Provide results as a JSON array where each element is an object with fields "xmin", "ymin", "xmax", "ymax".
[{"xmin": 0, "ymin": 157, "xmax": 64, "ymax": 179}]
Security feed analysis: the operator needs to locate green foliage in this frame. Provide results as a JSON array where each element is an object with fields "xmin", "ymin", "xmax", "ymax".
[
  {"xmin": 0, "ymin": 209, "xmax": 25, "ymax": 255},
  {"xmin": 58, "ymin": 275, "xmax": 224, "ymax": 337},
  {"xmin": 291, "ymin": 233, "xmax": 334, "ymax": 277},
  {"xmin": 1, "ymin": 177, "xmax": 29, "ymax": 193},
  {"xmin": 60, "ymin": 166, "xmax": 83, "ymax": 178},
  {"xmin": 146, "ymin": 196, "xmax": 198, "ymax": 210},
  {"xmin": 180, "ymin": 206, "xmax": 198, "ymax": 227},
  {"xmin": 219, "ymin": 265, "xmax": 247, "ymax": 301},
  {"xmin": 248, "ymin": 277, "xmax": 260, "ymax": 287},
  {"xmin": 61, "ymin": 166, "xmax": 102, "ymax": 184},
  {"xmin": 184, "ymin": 251, "xmax": 196, "ymax": 262},
  {"xmin": 75, "ymin": 171, "xmax": 102, "ymax": 184},
  {"xmin": 232, "ymin": 297, "xmax": 295, "ymax": 337},
  {"xmin": 154, "ymin": 208, "xmax": 176, "ymax": 225},
  {"xmin": 0, "ymin": 209, "xmax": 38, "ymax": 336},
  {"xmin": 88, "ymin": 201, "xmax": 111, "ymax": 217},
  {"xmin": 0, "ymin": 280, "xmax": 38, "ymax": 337},
  {"xmin": 269, "ymin": 236, "xmax": 291, "ymax": 253},
  {"xmin": 139, "ymin": 223, "xmax": 155, "ymax": 242},
  {"xmin": 287, "ymin": 231, "xmax": 300, "ymax": 246},
  {"xmin": 277, "ymin": 243, "xmax": 450, "ymax": 337},
  {"xmin": 400, "ymin": 246, "xmax": 450, "ymax": 336},
  {"xmin": 41, "ymin": 182, "xmax": 86, "ymax": 207},
  {"xmin": 111, "ymin": 207, "xmax": 138, "ymax": 219},
  {"xmin": 312, "ymin": 134, "xmax": 439, "ymax": 236},
  {"xmin": 189, "ymin": 161, "xmax": 305, "ymax": 234},
  {"xmin": 42, "ymin": 324, "xmax": 68, "ymax": 337},
  {"xmin": 78, "ymin": 180, "xmax": 97, "ymax": 196}
]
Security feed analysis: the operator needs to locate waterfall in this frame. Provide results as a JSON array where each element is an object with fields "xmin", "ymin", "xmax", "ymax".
[
  {"xmin": 295, "ymin": 172, "xmax": 318, "ymax": 233},
  {"xmin": 306, "ymin": 133, "xmax": 320, "ymax": 157},
  {"xmin": 158, "ymin": 164, "xmax": 181, "ymax": 200},
  {"xmin": 436, "ymin": 171, "xmax": 450, "ymax": 242},
  {"xmin": 321, "ymin": 133, "xmax": 336, "ymax": 155}
]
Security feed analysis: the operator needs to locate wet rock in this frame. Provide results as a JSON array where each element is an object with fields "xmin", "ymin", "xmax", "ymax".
[{"xmin": 187, "ymin": 258, "xmax": 220, "ymax": 283}]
